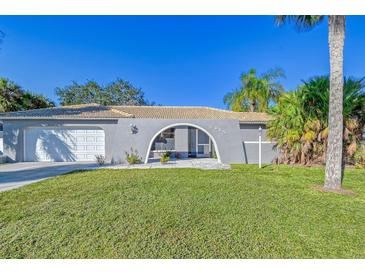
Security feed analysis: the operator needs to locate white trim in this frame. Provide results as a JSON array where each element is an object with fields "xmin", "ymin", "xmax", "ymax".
[
  {"xmin": 145, "ymin": 123, "xmax": 222, "ymax": 164},
  {"xmin": 23, "ymin": 129, "xmax": 26, "ymax": 161},
  {"xmin": 196, "ymin": 128, "xmax": 198, "ymax": 156}
]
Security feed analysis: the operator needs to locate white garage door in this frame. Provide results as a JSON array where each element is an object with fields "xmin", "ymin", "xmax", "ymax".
[{"xmin": 24, "ymin": 127, "xmax": 105, "ymax": 162}]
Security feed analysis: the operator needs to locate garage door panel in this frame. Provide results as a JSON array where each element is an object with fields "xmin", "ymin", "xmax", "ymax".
[
  {"xmin": 86, "ymin": 136, "xmax": 95, "ymax": 142},
  {"xmin": 25, "ymin": 127, "xmax": 105, "ymax": 162}
]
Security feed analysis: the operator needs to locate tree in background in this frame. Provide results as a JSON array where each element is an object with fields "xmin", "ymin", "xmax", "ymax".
[
  {"xmin": 55, "ymin": 81, "xmax": 103, "ymax": 106},
  {"xmin": 276, "ymin": 15, "xmax": 346, "ymax": 192},
  {"xmin": 56, "ymin": 79, "xmax": 153, "ymax": 106},
  {"xmin": 224, "ymin": 68, "xmax": 285, "ymax": 112},
  {"xmin": 104, "ymin": 79, "xmax": 150, "ymax": 106},
  {"xmin": 268, "ymin": 76, "xmax": 365, "ymax": 168},
  {"xmin": 0, "ymin": 78, "xmax": 54, "ymax": 112}
]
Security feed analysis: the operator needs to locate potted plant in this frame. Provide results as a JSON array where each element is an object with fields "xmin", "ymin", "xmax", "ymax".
[{"xmin": 160, "ymin": 152, "xmax": 170, "ymax": 164}]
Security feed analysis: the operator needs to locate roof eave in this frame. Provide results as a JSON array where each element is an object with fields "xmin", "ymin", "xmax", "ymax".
[
  {"xmin": 0, "ymin": 117, "xmax": 120, "ymax": 121},
  {"xmin": 239, "ymin": 120, "xmax": 269, "ymax": 124},
  {"xmin": 0, "ymin": 117, "xmax": 270, "ymax": 123}
]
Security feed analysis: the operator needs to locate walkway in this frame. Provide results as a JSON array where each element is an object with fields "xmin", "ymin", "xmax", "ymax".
[{"xmin": 107, "ymin": 158, "xmax": 231, "ymax": 170}]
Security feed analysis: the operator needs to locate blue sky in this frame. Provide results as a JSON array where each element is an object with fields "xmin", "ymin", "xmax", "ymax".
[{"xmin": 0, "ymin": 16, "xmax": 364, "ymax": 108}]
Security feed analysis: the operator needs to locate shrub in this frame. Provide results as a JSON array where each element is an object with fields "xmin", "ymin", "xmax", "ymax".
[
  {"xmin": 125, "ymin": 148, "xmax": 142, "ymax": 165},
  {"xmin": 160, "ymin": 152, "xmax": 170, "ymax": 164},
  {"xmin": 320, "ymin": 127, "xmax": 329, "ymax": 139},
  {"xmin": 285, "ymin": 129, "xmax": 301, "ymax": 144},
  {"xmin": 354, "ymin": 146, "xmax": 365, "ymax": 168},
  {"xmin": 95, "ymin": 155, "xmax": 106, "ymax": 166},
  {"xmin": 304, "ymin": 130, "xmax": 316, "ymax": 142}
]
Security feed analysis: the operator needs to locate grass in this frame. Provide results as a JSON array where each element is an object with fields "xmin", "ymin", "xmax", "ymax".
[{"xmin": 0, "ymin": 164, "xmax": 364, "ymax": 258}]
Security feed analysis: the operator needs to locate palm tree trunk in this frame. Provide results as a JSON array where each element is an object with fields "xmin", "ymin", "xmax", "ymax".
[{"xmin": 324, "ymin": 16, "xmax": 346, "ymax": 191}]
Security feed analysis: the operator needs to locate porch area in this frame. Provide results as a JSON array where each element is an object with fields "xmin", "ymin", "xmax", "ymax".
[{"xmin": 148, "ymin": 126, "xmax": 217, "ymax": 162}]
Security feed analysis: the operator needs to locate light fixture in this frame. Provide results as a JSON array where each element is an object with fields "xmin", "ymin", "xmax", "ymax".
[{"xmin": 130, "ymin": 124, "xmax": 138, "ymax": 134}]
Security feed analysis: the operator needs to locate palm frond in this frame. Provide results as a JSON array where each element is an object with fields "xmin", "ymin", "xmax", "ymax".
[
  {"xmin": 275, "ymin": 15, "xmax": 325, "ymax": 31},
  {"xmin": 262, "ymin": 67, "xmax": 286, "ymax": 81}
]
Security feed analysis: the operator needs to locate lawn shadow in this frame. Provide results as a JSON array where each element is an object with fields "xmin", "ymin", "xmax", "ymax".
[{"xmin": 311, "ymin": 184, "xmax": 358, "ymax": 197}]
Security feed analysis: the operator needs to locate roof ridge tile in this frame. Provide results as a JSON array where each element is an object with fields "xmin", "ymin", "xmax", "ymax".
[{"xmin": 109, "ymin": 107, "xmax": 135, "ymax": 117}]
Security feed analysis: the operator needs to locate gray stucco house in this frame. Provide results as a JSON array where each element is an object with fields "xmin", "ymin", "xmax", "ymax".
[{"xmin": 0, "ymin": 104, "xmax": 277, "ymax": 164}]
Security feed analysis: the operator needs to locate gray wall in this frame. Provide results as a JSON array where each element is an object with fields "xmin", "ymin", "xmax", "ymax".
[
  {"xmin": 239, "ymin": 123, "xmax": 278, "ymax": 164},
  {"xmin": 2, "ymin": 118, "xmax": 277, "ymax": 164},
  {"xmin": 174, "ymin": 126, "xmax": 189, "ymax": 158},
  {"xmin": 242, "ymin": 143, "xmax": 277, "ymax": 164}
]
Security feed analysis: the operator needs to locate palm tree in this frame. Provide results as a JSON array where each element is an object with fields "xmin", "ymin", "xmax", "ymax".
[
  {"xmin": 268, "ymin": 76, "xmax": 365, "ymax": 166},
  {"xmin": 224, "ymin": 68, "xmax": 285, "ymax": 112},
  {"xmin": 0, "ymin": 78, "xmax": 54, "ymax": 112},
  {"xmin": 303, "ymin": 76, "xmax": 365, "ymax": 124},
  {"xmin": 0, "ymin": 78, "xmax": 24, "ymax": 112},
  {"xmin": 276, "ymin": 16, "xmax": 346, "ymax": 191}
]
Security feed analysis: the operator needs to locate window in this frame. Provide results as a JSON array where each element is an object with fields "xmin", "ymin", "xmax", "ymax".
[
  {"xmin": 0, "ymin": 122, "xmax": 3, "ymax": 132},
  {"xmin": 152, "ymin": 128, "xmax": 175, "ymax": 151},
  {"xmin": 160, "ymin": 128, "xmax": 175, "ymax": 139},
  {"xmin": 198, "ymin": 130, "xmax": 209, "ymax": 144},
  {"xmin": 154, "ymin": 128, "xmax": 175, "ymax": 142}
]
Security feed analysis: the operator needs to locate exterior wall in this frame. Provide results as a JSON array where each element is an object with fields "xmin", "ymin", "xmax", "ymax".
[
  {"xmin": 240, "ymin": 123, "xmax": 278, "ymax": 164},
  {"xmin": 136, "ymin": 119, "xmax": 245, "ymax": 164},
  {"xmin": 2, "ymin": 118, "xmax": 278, "ymax": 164},
  {"xmin": 174, "ymin": 126, "xmax": 189, "ymax": 158}
]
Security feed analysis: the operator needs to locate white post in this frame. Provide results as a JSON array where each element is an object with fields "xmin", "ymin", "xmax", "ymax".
[{"xmin": 259, "ymin": 126, "xmax": 262, "ymax": 168}]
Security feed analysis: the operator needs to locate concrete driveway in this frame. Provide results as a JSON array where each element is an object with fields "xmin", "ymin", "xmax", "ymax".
[{"xmin": 0, "ymin": 162, "xmax": 99, "ymax": 192}]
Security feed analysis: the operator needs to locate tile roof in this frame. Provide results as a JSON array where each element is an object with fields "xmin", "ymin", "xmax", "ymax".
[
  {"xmin": 0, "ymin": 104, "xmax": 131, "ymax": 120},
  {"xmin": 0, "ymin": 104, "xmax": 271, "ymax": 123},
  {"xmin": 112, "ymin": 106, "xmax": 271, "ymax": 122}
]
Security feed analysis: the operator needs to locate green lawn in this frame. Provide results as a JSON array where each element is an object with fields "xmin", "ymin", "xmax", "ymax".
[{"xmin": 0, "ymin": 165, "xmax": 364, "ymax": 258}]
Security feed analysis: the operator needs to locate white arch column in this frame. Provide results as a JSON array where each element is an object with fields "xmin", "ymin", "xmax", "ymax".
[{"xmin": 144, "ymin": 123, "xmax": 221, "ymax": 164}]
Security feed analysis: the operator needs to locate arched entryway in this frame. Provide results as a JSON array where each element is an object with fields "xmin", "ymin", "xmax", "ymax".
[{"xmin": 145, "ymin": 123, "xmax": 221, "ymax": 163}]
